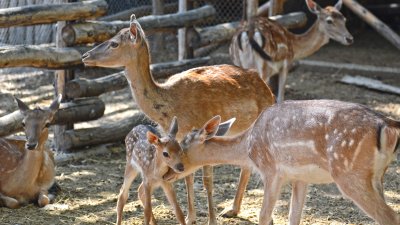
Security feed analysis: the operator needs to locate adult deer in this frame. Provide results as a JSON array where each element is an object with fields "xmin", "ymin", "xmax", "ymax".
[
  {"xmin": 162, "ymin": 100, "xmax": 400, "ymax": 225},
  {"xmin": 230, "ymin": 0, "xmax": 353, "ymax": 103},
  {"xmin": 82, "ymin": 15, "xmax": 274, "ymax": 224},
  {"xmin": 0, "ymin": 96, "xmax": 61, "ymax": 208},
  {"xmin": 117, "ymin": 119, "xmax": 233, "ymax": 225}
]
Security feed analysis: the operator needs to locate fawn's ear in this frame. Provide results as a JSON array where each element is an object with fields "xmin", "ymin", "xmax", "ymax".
[
  {"xmin": 216, "ymin": 118, "xmax": 236, "ymax": 136},
  {"xmin": 15, "ymin": 97, "xmax": 29, "ymax": 115},
  {"xmin": 129, "ymin": 14, "xmax": 139, "ymax": 41},
  {"xmin": 49, "ymin": 94, "xmax": 62, "ymax": 112},
  {"xmin": 147, "ymin": 131, "xmax": 160, "ymax": 145},
  {"xmin": 334, "ymin": 0, "xmax": 343, "ymax": 10},
  {"xmin": 200, "ymin": 115, "xmax": 222, "ymax": 140},
  {"xmin": 305, "ymin": 0, "xmax": 322, "ymax": 14},
  {"xmin": 168, "ymin": 116, "xmax": 179, "ymax": 139}
]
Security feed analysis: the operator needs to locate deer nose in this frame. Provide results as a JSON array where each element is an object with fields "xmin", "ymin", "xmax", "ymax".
[
  {"xmin": 345, "ymin": 36, "xmax": 353, "ymax": 45},
  {"xmin": 26, "ymin": 142, "xmax": 38, "ymax": 150},
  {"xmin": 175, "ymin": 163, "xmax": 184, "ymax": 172}
]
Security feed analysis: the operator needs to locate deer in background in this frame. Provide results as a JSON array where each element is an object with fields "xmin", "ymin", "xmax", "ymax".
[
  {"xmin": 117, "ymin": 118, "xmax": 233, "ymax": 225},
  {"xmin": 82, "ymin": 15, "xmax": 274, "ymax": 224},
  {"xmin": 162, "ymin": 100, "xmax": 400, "ymax": 225},
  {"xmin": 230, "ymin": 0, "xmax": 353, "ymax": 103},
  {"xmin": 0, "ymin": 95, "xmax": 61, "ymax": 208}
]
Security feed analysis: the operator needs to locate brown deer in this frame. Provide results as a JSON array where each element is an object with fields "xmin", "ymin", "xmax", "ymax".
[
  {"xmin": 230, "ymin": 0, "xmax": 353, "ymax": 103},
  {"xmin": 161, "ymin": 100, "xmax": 400, "ymax": 225},
  {"xmin": 117, "ymin": 118, "xmax": 233, "ymax": 225},
  {"xmin": 82, "ymin": 15, "xmax": 275, "ymax": 224},
  {"xmin": 0, "ymin": 95, "xmax": 61, "ymax": 208}
]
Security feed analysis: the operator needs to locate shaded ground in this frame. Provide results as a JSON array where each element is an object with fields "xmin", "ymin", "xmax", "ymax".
[{"xmin": 0, "ymin": 30, "xmax": 399, "ymax": 224}]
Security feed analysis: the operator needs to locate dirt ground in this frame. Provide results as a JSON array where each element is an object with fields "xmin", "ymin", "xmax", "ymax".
[{"xmin": 0, "ymin": 30, "xmax": 399, "ymax": 225}]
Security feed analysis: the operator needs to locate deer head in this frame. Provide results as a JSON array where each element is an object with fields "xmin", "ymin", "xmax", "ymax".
[
  {"xmin": 16, "ymin": 95, "xmax": 62, "ymax": 150},
  {"xmin": 82, "ymin": 14, "xmax": 147, "ymax": 68},
  {"xmin": 306, "ymin": 0, "xmax": 353, "ymax": 45},
  {"xmin": 147, "ymin": 116, "xmax": 186, "ymax": 173}
]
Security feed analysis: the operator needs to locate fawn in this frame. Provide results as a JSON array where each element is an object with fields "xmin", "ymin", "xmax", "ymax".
[
  {"xmin": 161, "ymin": 100, "xmax": 400, "ymax": 225},
  {"xmin": 0, "ymin": 95, "xmax": 61, "ymax": 208}
]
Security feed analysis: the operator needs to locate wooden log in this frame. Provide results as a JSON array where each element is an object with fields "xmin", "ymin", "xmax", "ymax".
[
  {"xmin": 343, "ymin": 0, "xmax": 400, "ymax": 51},
  {"xmin": 191, "ymin": 11, "xmax": 307, "ymax": 48},
  {"xmin": 62, "ymin": 5, "xmax": 216, "ymax": 46},
  {"xmin": 257, "ymin": 1, "xmax": 271, "ymax": 17},
  {"xmin": 0, "ymin": 98, "xmax": 105, "ymax": 137},
  {"xmin": 61, "ymin": 112, "xmax": 156, "ymax": 150},
  {"xmin": 365, "ymin": 3, "xmax": 400, "ymax": 16},
  {"xmin": 0, "ymin": 44, "xmax": 88, "ymax": 69},
  {"xmin": 0, "ymin": 0, "xmax": 107, "ymax": 28},
  {"xmin": 65, "ymin": 57, "xmax": 210, "ymax": 98},
  {"xmin": 100, "ymin": 2, "xmax": 178, "ymax": 21},
  {"xmin": 340, "ymin": 75, "xmax": 400, "ymax": 96}
]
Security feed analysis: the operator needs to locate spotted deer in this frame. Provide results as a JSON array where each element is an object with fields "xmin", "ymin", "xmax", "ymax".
[
  {"xmin": 230, "ymin": 0, "xmax": 353, "ymax": 103},
  {"xmin": 82, "ymin": 15, "xmax": 274, "ymax": 224},
  {"xmin": 162, "ymin": 100, "xmax": 400, "ymax": 225},
  {"xmin": 117, "ymin": 118, "xmax": 233, "ymax": 225},
  {"xmin": 0, "ymin": 95, "xmax": 61, "ymax": 208}
]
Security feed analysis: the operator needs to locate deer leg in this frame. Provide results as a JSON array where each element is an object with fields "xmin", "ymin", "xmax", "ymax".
[
  {"xmin": 202, "ymin": 165, "xmax": 217, "ymax": 225},
  {"xmin": 185, "ymin": 174, "xmax": 196, "ymax": 224},
  {"xmin": 161, "ymin": 181, "xmax": 186, "ymax": 225},
  {"xmin": 116, "ymin": 165, "xmax": 138, "ymax": 225},
  {"xmin": 288, "ymin": 181, "xmax": 308, "ymax": 225},
  {"xmin": 259, "ymin": 174, "xmax": 284, "ymax": 225},
  {"xmin": 138, "ymin": 182, "xmax": 157, "ymax": 225},
  {"xmin": 0, "ymin": 193, "xmax": 20, "ymax": 209},
  {"xmin": 276, "ymin": 60, "xmax": 289, "ymax": 103},
  {"xmin": 38, "ymin": 189, "xmax": 50, "ymax": 207},
  {"xmin": 334, "ymin": 175, "xmax": 400, "ymax": 225},
  {"xmin": 220, "ymin": 167, "xmax": 251, "ymax": 217}
]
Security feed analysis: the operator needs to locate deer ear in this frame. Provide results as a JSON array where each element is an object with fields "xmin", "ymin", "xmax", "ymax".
[
  {"xmin": 15, "ymin": 97, "xmax": 29, "ymax": 115},
  {"xmin": 215, "ymin": 118, "xmax": 236, "ymax": 136},
  {"xmin": 334, "ymin": 0, "xmax": 342, "ymax": 10},
  {"xmin": 147, "ymin": 131, "xmax": 160, "ymax": 145},
  {"xmin": 168, "ymin": 116, "xmax": 179, "ymax": 139},
  {"xmin": 305, "ymin": 0, "xmax": 322, "ymax": 14},
  {"xmin": 129, "ymin": 14, "xmax": 138, "ymax": 41},
  {"xmin": 49, "ymin": 94, "xmax": 62, "ymax": 112},
  {"xmin": 201, "ymin": 115, "xmax": 221, "ymax": 140}
]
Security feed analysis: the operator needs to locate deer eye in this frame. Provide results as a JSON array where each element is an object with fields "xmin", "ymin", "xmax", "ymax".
[
  {"xmin": 326, "ymin": 19, "xmax": 333, "ymax": 24},
  {"xmin": 163, "ymin": 152, "xmax": 170, "ymax": 158},
  {"xmin": 45, "ymin": 122, "xmax": 50, "ymax": 128},
  {"xmin": 21, "ymin": 122, "xmax": 25, "ymax": 127},
  {"xmin": 110, "ymin": 41, "xmax": 119, "ymax": 48}
]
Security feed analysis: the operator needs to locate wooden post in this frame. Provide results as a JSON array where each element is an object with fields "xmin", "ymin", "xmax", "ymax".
[
  {"xmin": 269, "ymin": 0, "xmax": 286, "ymax": 16},
  {"xmin": 246, "ymin": 0, "xmax": 258, "ymax": 21},
  {"xmin": 151, "ymin": 0, "xmax": 164, "ymax": 54},
  {"xmin": 178, "ymin": 0, "xmax": 193, "ymax": 60},
  {"xmin": 54, "ymin": 0, "xmax": 75, "ymax": 152},
  {"xmin": 343, "ymin": 0, "xmax": 400, "ymax": 51}
]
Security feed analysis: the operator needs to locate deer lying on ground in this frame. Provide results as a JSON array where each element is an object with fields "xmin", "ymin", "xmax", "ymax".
[
  {"xmin": 117, "ymin": 118, "xmax": 233, "ymax": 225},
  {"xmin": 82, "ymin": 15, "xmax": 274, "ymax": 224},
  {"xmin": 0, "ymin": 96, "xmax": 61, "ymax": 208},
  {"xmin": 230, "ymin": 0, "xmax": 353, "ymax": 103},
  {"xmin": 160, "ymin": 100, "xmax": 400, "ymax": 225}
]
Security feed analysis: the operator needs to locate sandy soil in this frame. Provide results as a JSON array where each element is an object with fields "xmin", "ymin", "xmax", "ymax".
[{"xmin": 0, "ymin": 30, "xmax": 399, "ymax": 225}]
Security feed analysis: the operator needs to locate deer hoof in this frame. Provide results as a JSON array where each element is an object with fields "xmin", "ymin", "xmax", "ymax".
[
  {"xmin": 5, "ymin": 198, "xmax": 20, "ymax": 209},
  {"xmin": 219, "ymin": 208, "xmax": 238, "ymax": 218},
  {"xmin": 186, "ymin": 217, "xmax": 196, "ymax": 224},
  {"xmin": 38, "ymin": 195, "xmax": 50, "ymax": 207}
]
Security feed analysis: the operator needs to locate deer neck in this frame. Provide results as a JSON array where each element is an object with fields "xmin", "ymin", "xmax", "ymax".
[
  {"xmin": 124, "ymin": 43, "xmax": 166, "ymax": 115},
  {"xmin": 292, "ymin": 19, "xmax": 329, "ymax": 60},
  {"xmin": 186, "ymin": 133, "xmax": 251, "ymax": 168},
  {"xmin": 21, "ymin": 129, "xmax": 50, "ymax": 179}
]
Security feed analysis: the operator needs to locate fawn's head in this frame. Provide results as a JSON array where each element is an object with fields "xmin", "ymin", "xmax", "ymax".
[
  {"xmin": 16, "ymin": 95, "xmax": 61, "ymax": 150},
  {"xmin": 147, "ymin": 117, "xmax": 186, "ymax": 173},
  {"xmin": 306, "ymin": 0, "xmax": 353, "ymax": 45},
  {"xmin": 82, "ymin": 14, "xmax": 147, "ymax": 68}
]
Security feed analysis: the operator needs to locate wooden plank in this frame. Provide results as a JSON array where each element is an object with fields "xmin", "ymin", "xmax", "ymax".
[
  {"xmin": 343, "ymin": 0, "xmax": 400, "ymax": 51},
  {"xmin": 178, "ymin": 0, "xmax": 188, "ymax": 60},
  {"xmin": 298, "ymin": 60, "xmax": 400, "ymax": 75},
  {"xmin": 340, "ymin": 75, "xmax": 400, "ymax": 95},
  {"xmin": 62, "ymin": 5, "xmax": 216, "ymax": 45},
  {"xmin": 0, "ymin": 0, "xmax": 107, "ymax": 28}
]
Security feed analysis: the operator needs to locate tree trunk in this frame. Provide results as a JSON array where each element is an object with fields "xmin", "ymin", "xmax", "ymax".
[
  {"xmin": 0, "ymin": 0, "xmax": 107, "ymax": 28},
  {"xmin": 62, "ymin": 5, "xmax": 216, "ymax": 45},
  {"xmin": 0, "ymin": 97, "xmax": 105, "ymax": 137}
]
